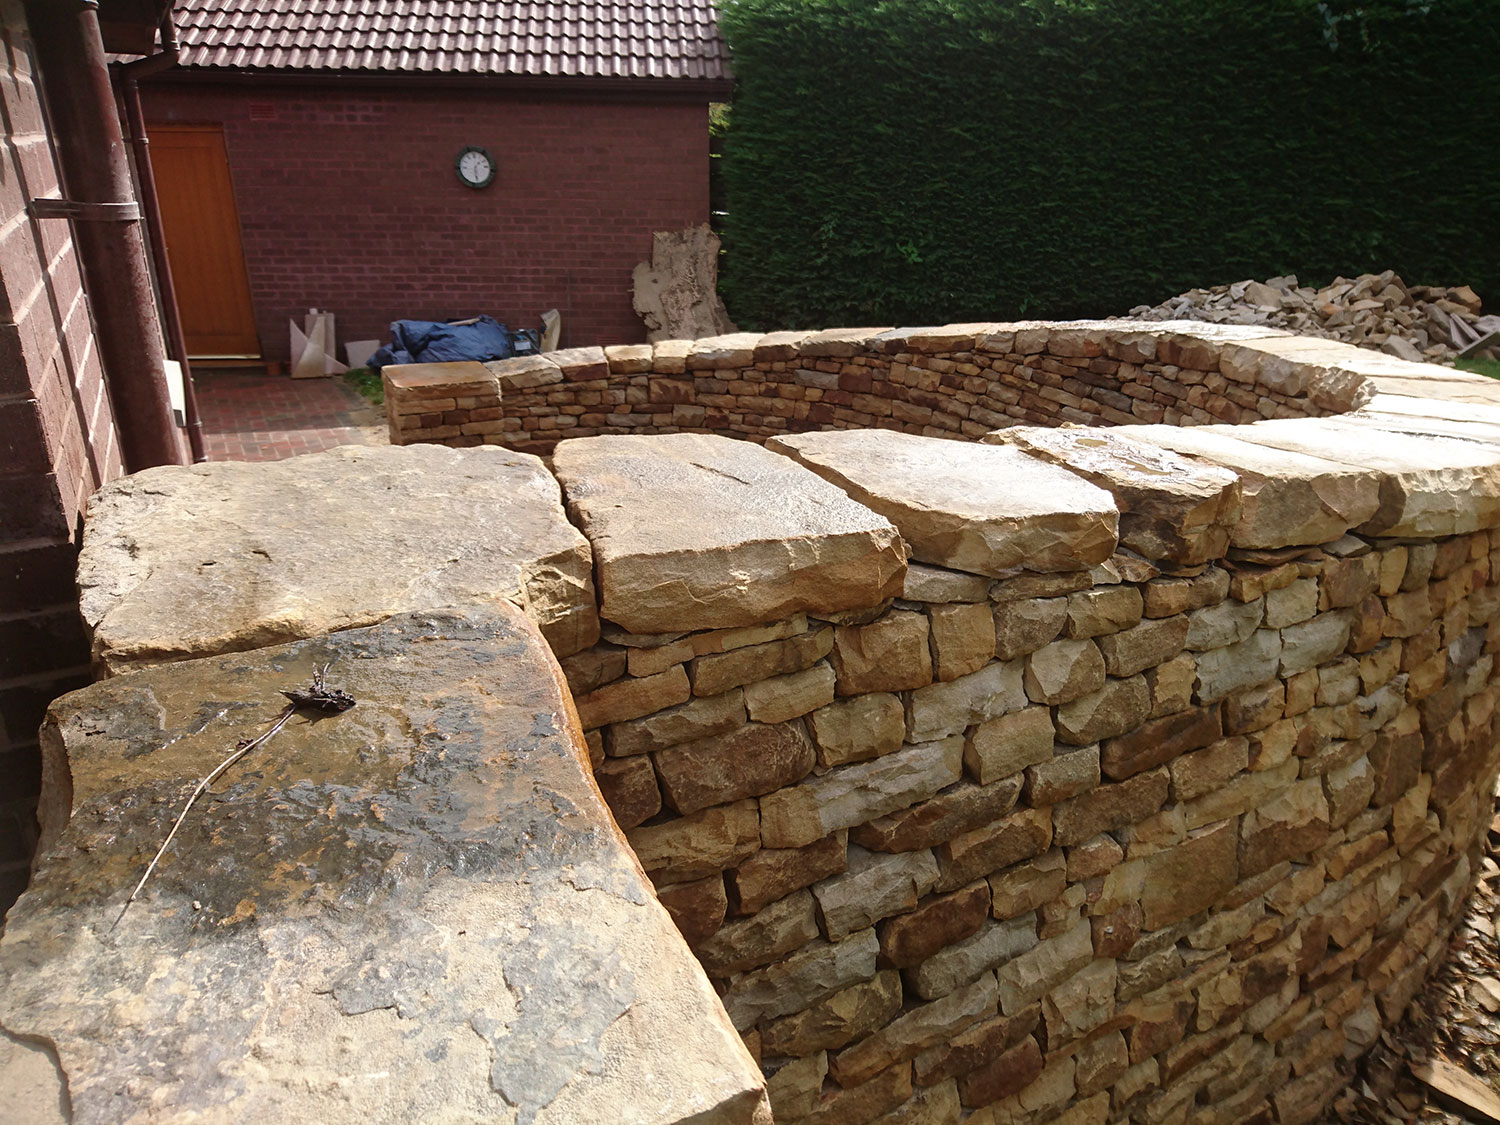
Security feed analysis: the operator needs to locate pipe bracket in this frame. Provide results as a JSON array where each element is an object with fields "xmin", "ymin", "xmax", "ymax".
[{"xmin": 28, "ymin": 198, "xmax": 141, "ymax": 221}]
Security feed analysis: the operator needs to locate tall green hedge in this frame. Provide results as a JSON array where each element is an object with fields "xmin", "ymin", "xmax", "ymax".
[{"xmin": 717, "ymin": 0, "xmax": 1500, "ymax": 330}]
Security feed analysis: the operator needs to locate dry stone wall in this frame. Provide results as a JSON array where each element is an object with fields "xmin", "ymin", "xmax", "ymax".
[{"xmin": 9, "ymin": 321, "xmax": 1500, "ymax": 1124}]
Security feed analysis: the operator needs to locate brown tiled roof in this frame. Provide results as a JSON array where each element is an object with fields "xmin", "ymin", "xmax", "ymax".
[{"xmin": 168, "ymin": 0, "xmax": 731, "ymax": 82}]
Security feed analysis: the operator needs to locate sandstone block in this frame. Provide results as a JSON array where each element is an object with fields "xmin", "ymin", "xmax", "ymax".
[
  {"xmin": 1279, "ymin": 610, "xmax": 1354, "ymax": 676},
  {"xmin": 1194, "ymin": 630, "xmax": 1282, "ymax": 704},
  {"xmin": 1147, "ymin": 652, "xmax": 1197, "ymax": 717},
  {"xmin": 830, "ymin": 974, "xmax": 998, "ymax": 1088},
  {"xmin": 608, "ymin": 689, "xmax": 747, "ymax": 756},
  {"xmin": 761, "ymin": 737, "xmax": 965, "ymax": 849},
  {"xmin": 576, "ymin": 665, "xmax": 692, "ymax": 730},
  {"xmin": 744, "ymin": 661, "xmax": 837, "ymax": 723},
  {"xmin": 813, "ymin": 846, "xmax": 940, "ymax": 941},
  {"xmin": 1265, "ymin": 577, "xmax": 1319, "ymax": 628},
  {"xmin": 595, "ymin": 754, "xmax": 662, "ymax": 829},
  {"xmin": 799, "ymin": 1060, "xmax": 912, "ymax": 1123},
  {"xmin": 832, "ymin": 611, "xmax": 934, "ymax": 694},
  {"xmin": 989, "ymin": 850, "xmax": 1067, "ymax": 920},
  {"xmin": 1053, "ymin": 768, "xmax": 1170, "ymax": 846},
  {"xmin": 552, "ymin": 434, "xmax": 905, "ymax": 633},
  {"xmin": 913, "ymin": 1006, "xmax": 1042, "ymax": 1087},
  {"xmin": 1099, "ymin": 704, "xmax": 1223, "ymax": 781},
  {"xmin": 697, "ymin": 889, "xmax": 822, "ymax": 976},
  {"xmin": 1005, "ymin": 427, "xmax": 1242, "ymax": 565},
  {"xmin": 957, "ymin": 1036, "xmax": 1044, "ymax": 1109},
  {"xmin": 1054, "ymin": 674, "xmax": 1150, "ymax": 746},
  {"xmin": 1025, "ymin": 745, "xmax": 1101, "ymax": 806},
  {"xmin": 1042, "ymin": 958, "xmax": 1117, "ymax": 1046},
  {"xmin": 907, "ymin": 660, "xmax": 1028, "ymax": 743},
  {"xmin": 1186, "ymin": 598, "xmax": 1263, "ymax": 651},
  {"xmin": 1142, "ymin": 567, "xmax": 1230, "ymax": 618},
  {"xmin": 964, "ymin": 706, "xmax": 1055, "ymax": 785},
  {"xmin": 1170, "ymin": 737, "xmax": 1251, "ymax": 803},
  {"xmin": 729, "ymin": 831, "xmax": 848, "ymax": 916},
  {"xmin": 904, "ymin": 563, "xmax": 992, "ymax": 604},
  {"xmin": 1240, "ymin": 778, "xmax": 1331, "ymax": 877},
  {"xmin": 995, "ymin": 922, "xmax": 1094, "ymax": 1014},
  {"xmin": 721, "ymin": 929, "xmax": 880, "ymax": 1030},
  {"xmin": 929, "ymin": 602, "xmax": 997, "ymax": 681},
  {"xmin": 992, "ymin": 597, "xmax": 1069, "ymax": 661},
  {"xmin": 561, "ymin": 644, "xmax": 627, "ymax": 697},
  {"xmin": 936, "ymin": 807, "xmax": 1053, "ymax": 892},
  {"xmin": 628, "ymin": 799, "xmax": 761, "ymax": 884},
  {"xmin": 549, "ymin": 344, "xmax": 609, "ymax": 381},
  {"xmin": 1024, "ymin": 638, "xmax": 1106, "ymax": 705},
  {"xmin": 656, "ymin": 719, "xmax": 816, "ymax": 815},
  {"xmin": 906, "ymin": 915, "xmax": 1039, "ymax": 1002},
  {"xmin": 1139, "ymin": 819, "xmax": 1239, "ymax": 929},
  {"xmin": 692, "ymin": 627, "xmax": 834, "ymax": 697},
  {"xmin": 1063, "ymin": 586, "xmax": 1145, "ymax": 638},
  {"xmin": 852, "ymin": 776, "xmax": 1023, "ymax": 853},
  {"xmin": 759, "ymin": 970, "xmax": 904, "ymax": 1057},
  {"xmin": 76, "ymin": 446, "xmax": 603, "ymax": 672},
  {"xmin": 879, "ymin": 882, "xmax": 992, "ymax": 968},
  {"xmin": 771, "ymin": 430, "xmax": 1118, "ymax": 576},
  {"xmin": 808, "ymin": 692, "xmax": 907, "ymax": 768},
  {"xmin": 1096, "ymin": 615, "xmax": 1190, "ymax": 678},
  {"xmin": 655, "ymin": 875, "xmax": 729, "ymax": 948}
]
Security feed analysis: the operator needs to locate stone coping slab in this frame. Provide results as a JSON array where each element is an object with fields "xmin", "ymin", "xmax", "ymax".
[
  {"xmin": 1216, "ymin": 416, "xmax": 1500, "ymax": 537},
  {"xmin": 551, "ymin": 433, "xmax": 907, "ymax": 634},
  {"xmin": 767, "ymin": 430, "xmax": 1118, "ymax": 577},
  {"xmin": 77, "ymin": 444, "xmax": 600, "ymax": 675},
  {"xmin": 0, "ymin": 607, "xmax": 766, "ymax": 1125}
]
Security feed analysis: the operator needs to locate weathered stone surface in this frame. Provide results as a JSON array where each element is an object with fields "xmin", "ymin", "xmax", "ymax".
[
  {"xmin": 992, "ymin": 597, "xmax": 1069, "ymax": 661},
  {"xmin": 904, "ymin": 563, "xmax": 991, "ymax": 604},
  {"xmin": 813, "ymin": 846, "xmax": 940, "ymax": 941},
  {"xmin": 728, "ymin": 831, "xmax": 848, "ymax": 916},
  {"xmin": 912, "ymin": 1005, "xmax": 1041, "ymax": 1086},
  {"xmin": 964, "ymin": 707, "xmax": 1055, "ymax": 785},
  {"xmin": 721, "ymin": 929, "xmax": 880, "ymax": 1030},
  {"xmin": 1096, "ymin": 615, "xmax": 1190, "ymax": 678},
  {"xmin": 1186, "ymin": 598, "xmax": 1264, "ymax": 651},
  {"xmin": 744, "ymin": 661, "xmax": 837, "ymax": 723},
  {"xmin": 1025, "ymin": 745, "xmax": 1101, "ymax": 806},
  {"xmin": 830, "ymin": 974, "xmax": 998, "ymax": 1087},
  {"xmin": 1138, "ymin": 820, "xmax": 1240, "ymax": 929},
  {"xmin": 575, "ymin": 664, "xmax": 692, "ymax": 729},
  {"xmin": 808, "ymin": 693, "xmax": 907, "ymax": 768},
  {"xmin": 759, "ymin": 970, "xmax": 904, "ymax": 1057},
  {"xmin": 656, "ymin": 875, "xmax": 729, "ymax": 948},
  {"xmin": 853, "ymin": 776, "xmax": 1023, "ymax": 853},
  {"xmin": 929, "ymin": 602, "xmax": 997, "ymax": 681},
  {"xmin": 957, "ymin": 1035, "xmax": 1044, "ymax": 1108},
  {"xmin": 832, "ymin": 611, "xmax": 933, "ymax": 694},
  {"xmin": 1265, "ymin": 577, "xmax": 1319, "ymax": 628},
  {"xmin": 1279, "ymin": 610, "xmax": 1354, "ymax": 676},
  {"xmin": 989, "ymin": 850, "xmax": 1067, "ymax": 919},
  {"xmin": 631, "ymin": 224, "xmax": 736, "ymax": 342},
  {"xmin": 1194, "ymin": 630, "xmax": 1283, "ymax": 704},
  {"xmin": 765, "ymin": 1052, "xmax": 827, "ymax": 1121},
  {"xmin": 553, "ymin": 434, "xmax": 905, "ymax": 633},
  {"xmin": 77, "ymin": 445, "xmax": 602, "ymax": 672},
  {"xmin": 879, "ymin": 882, "xmax": 991, "ymax": 968},
  {"xmin": 770, "ymin": 430, "xmax": 1118, "ymax": 576},
  {"xmin": 1053, "ymin": 768, "xmax": 1170, "ymax": 846},
  {"xmin": 1099, "ymin": 705, "xmax": 1224, "ymax": 781},
  {"xmin": 1119, "ymin": 424, "xmax": 1381, "ymax": 549},
  {"xmin": 760, "ymin": 737, "xmax": 965, "ymax": 849},
  {"xmin": 2, "ymin": 607, "xmax": 766, "ymax": 1125},
  {"xmin": 656, "ymin": 719, "xmax": 817, "ymax": 815},
  {"xmin": 1003, "ymin": 427, "xmax": 1242, "ymax": 565},
  {"xmin": 1063, "ymin": 586, "xmax": 1145, "ymax": 639},
  {"xmin": 907, "ymin": 660, "xmax": 1028, "ymax": 742},
  {"xmin": 595, "ymin": 754, "xmax": 662, "ymax": 828},
  {"xmin": 907, "ymin": 917, "xmax": 1038, "ymax": 1001},
  {"xmin": 1054, "ymin": 675, "xmax": 1151, "ymax": 746},
  {"xmin": 935, "ymin": 806, "xmax": 1054, "ymax": 892},
  {"xmin": 608, "ymin": 689, "xmax": 747, "ymax": 756},
  {"xmin": 697, "ymin": 890, "xmax": 822, "ymax": 976},
  {"xmin": 628, "ymin": 800, "xmax": 761, "ymax": 884},
  {"xmin": 995, "ymin": 921, "xmax": 1094, "ymax": 1014},
  {"xmin": 1143, "ymin": 567, "xmax": 1230, "ymax": 618},
  {"xmin": 692, "ymin": 627, "xmax": 834, "ymax": 697},
  {"xmin": 1024, "ymin": 638, "xmax": 1106, "ymax": 705}
]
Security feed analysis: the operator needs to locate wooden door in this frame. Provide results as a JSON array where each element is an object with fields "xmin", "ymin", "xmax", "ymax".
[{"xmin": 147, "ymin": 124, "xmax": 260, "ymax": 357}]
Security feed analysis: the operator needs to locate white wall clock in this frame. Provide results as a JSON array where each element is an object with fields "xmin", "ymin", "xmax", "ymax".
[{"xmin": 456, "ymin": 146, "xmax": 496, "ymax": 189}]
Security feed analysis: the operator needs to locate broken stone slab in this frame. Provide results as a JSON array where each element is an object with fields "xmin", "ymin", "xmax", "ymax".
[
  {"xmin": 767, "ymin": 430, "xmax": 1118, "ymax": 577},
  {"xmin": 1213, "ymin": 417, "xmax": 1500, "ymax": 538},
  {"xmin": 1113, "ymin": 424, "xmax": 1381, "ymax": 550},
  {"xmin": 988, "ymin": 427, "xmax": 1241, "ymax": 566},
  {"xmin": 77, "ymin": 445, "xmax": 601, "ymax": 673},
  {"xmin": 1, "ymin": 606, "xmax": 766, "ymax": 1125},
  {"xmin": 552, "ymin": 433, "xmax": 906, "ymax": 634}
]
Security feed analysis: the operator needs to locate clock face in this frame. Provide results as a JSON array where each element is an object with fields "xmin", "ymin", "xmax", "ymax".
[{"xmin": 456, "ymin": 146, "xmax": 495, "ymax": 189}]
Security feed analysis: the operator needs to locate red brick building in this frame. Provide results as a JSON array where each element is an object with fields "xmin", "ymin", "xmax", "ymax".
[{"xmin": 139, "ymin": 0, "xmax": 732, "ymax": 361}]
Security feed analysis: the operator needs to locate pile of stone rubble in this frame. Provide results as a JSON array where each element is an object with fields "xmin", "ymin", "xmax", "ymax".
[{"xmin": 1124, "ymin": 271, "xmax": 1498, "ymax": 366}]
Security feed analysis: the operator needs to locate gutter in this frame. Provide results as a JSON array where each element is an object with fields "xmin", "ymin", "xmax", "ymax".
[
  {"xmin": 24, "ymin": 0, "xmax": 185, "ymax": 472},
  {"xmin": 114, "ymin": 9, "xmax": 206, "ymax": 463}
]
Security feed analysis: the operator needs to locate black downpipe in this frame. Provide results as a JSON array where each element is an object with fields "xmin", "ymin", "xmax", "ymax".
[
  {"xmin": 25, "ymin": 0, "xmax": 184, "ymax": 471},
  {"xmin": 115, "ymin": 11, "xmax": 206, "ymax": 462}
]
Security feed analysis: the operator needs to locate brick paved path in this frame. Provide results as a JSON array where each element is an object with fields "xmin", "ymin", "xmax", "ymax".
[{"xmin": 194, "ymin": 370, "xmax": 386, "ymax": 461}]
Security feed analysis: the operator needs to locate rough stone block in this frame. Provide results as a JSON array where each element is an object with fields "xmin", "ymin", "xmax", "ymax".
[
  {"xmin": 907, "ymin": 660, "xmax": 1028, "ymax": 743},
  {"xmin": 832, "ymin": 611, "xmax": 934, "ymax": 694},
  {"xmin": 813, "ymin": 846, "xmax": 940, "ymax": 941},
  {"xmin": 608, "ymin": 689, "xmax": 747, "ymax": 756},
  {"xmin": 879, "ymin": 882, "xmax": 992, "ymax": 969},
  {"xmin": 1024, "ymin": 638, "xmax": 1106, "ymax": 705},
  {"xmin": 1096, "ymin": 615, "xmax": 1190, "ymax": 678},
  {"xmin": 721, "ymin": 929, "xmax": 880, "ymax": 1030},
  {"xmin": 993, "ymin": 597, "xmax": 1069, "ymax": 661},
  {"xmin": 1063, "ymin": 586, "xmax": 1145, "ymax": 639},
  {"xmin": 697, "ymin": 889, "xmax": 822, "ymax": 976},
  {"xmin": 808, "ymin": 692, "xmax": 907, "ymax": 768},
  {"xmin": 656, "ymin": 719, "xmax": 816, "ymax": 815},
  {"xmin": 628, "ymin": 799, "xmax": 761, "ymax": 884},
  {"xmin": 1099, "ymin": 705, "xmax": 1223, "ymax": 781},
  {"xmin": 744, "ymin": 661, "xmax": 837, "ymax": 723},
  {"xmin": 852, "ymin": 776, "xmax": 1023, "ymax": 854},
  {"xmin": 936, "ymin": 807, "xmax": 1053, "ymax": 892},
  {"xmin": 964, "ymin": 706, "xmax": 1055, "ymax": 785},
  {"xmin": 1054, "ymin": 674, "xmax": 1150, "ymax": 746},
  {"xmin": 759, "ymin": 970, "xmax": 904, "ymax": 1058},
  {"xmin": 929, "ymin": 601, "xmax": 997, "ymax": 681},
  {"xmin": 1052, "ymin": 768, "xmax": 1170, "ymax": 846},
  {"xmin": 595, "ymin": 753, "xmax": 662, "ymax": 829}
]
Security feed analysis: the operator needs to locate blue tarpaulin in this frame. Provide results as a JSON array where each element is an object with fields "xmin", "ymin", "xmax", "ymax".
[{"xmin": 368, "ymin": 316, "xmax": 537, "ymax": 371}]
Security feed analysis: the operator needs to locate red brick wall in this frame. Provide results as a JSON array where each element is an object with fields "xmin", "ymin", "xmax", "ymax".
[
  {"xmin": 0, "ymin": 0, "xmax": 125, "ymax": 915},
  {"xmin": 141, "ymin": 82, "xmax": 713, "ymax": 361}
]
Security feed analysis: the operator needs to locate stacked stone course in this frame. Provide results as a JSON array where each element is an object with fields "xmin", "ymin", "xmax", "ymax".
[{"xmin": 11, "ymin": 320, "xmax": 1500, "ymax": 1123}]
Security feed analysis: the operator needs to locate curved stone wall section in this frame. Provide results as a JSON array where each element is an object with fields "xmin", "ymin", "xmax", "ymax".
[
  {"xmin": 384, "ymin": 321, "xmax": 1387, "ymax": 454},
  {"xmin": 11, "ymin": 322, "xmax": 1500, "ymax": 1124}
]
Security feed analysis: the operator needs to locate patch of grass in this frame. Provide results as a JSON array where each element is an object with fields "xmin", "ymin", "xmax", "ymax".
[
  {"xmin": 1456, "ymin": 356, "xmax": 1500, "ymax": 381},
  {"xmin": 344, "ymin": 367, "xmax": 383, "ymax": 405}
]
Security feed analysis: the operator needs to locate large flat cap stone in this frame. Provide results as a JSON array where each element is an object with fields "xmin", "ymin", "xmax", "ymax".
[
  {"xmin": 78, "ymin": 444, "xmax": 600, "ymax": 674},
  {"xmin": 551, "ymin": 433, "xmax": 906, "ymax": 634},
  {"xmin": 1114, "ymin": 424, "xmax": 1382, "ymax": 549},
  {"xmin": 1, "ymin": 606, "xmax": 766, "ymax": 1125},
  {"xmin": 768, "ymin": 430, "xmax": 1118, "ymax": 577},
  {"xmin": 1214, "ymin": 417, "xmax": 1500, "ymax": 537},
  {"xmin": 987, "ymin": 426, "xmax": 1242, "ymax": 565}
]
